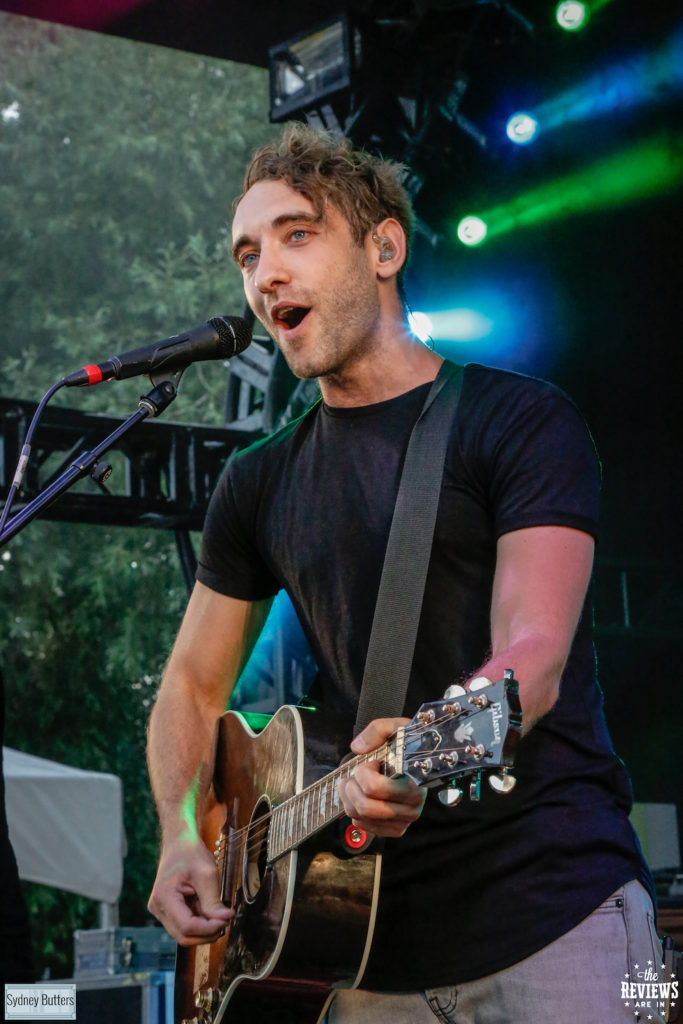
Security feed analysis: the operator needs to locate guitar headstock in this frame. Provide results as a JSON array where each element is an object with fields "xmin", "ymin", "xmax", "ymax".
[{"xmin": 393, "ymin": 672, "xmax": 522, "ymax": 804}]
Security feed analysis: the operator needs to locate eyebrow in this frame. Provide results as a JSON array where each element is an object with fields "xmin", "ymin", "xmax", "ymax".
[{"xmin": 231, "ymin": 210, "xmax": 323, "ymax": 264}]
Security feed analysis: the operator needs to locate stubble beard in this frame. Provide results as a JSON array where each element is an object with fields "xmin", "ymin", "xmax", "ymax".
[{"xmin": 275, "ymin": 251, "xmax": 381, "ymax": 382}]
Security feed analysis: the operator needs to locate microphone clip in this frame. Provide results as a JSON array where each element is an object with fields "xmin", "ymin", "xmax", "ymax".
[{"xmin": 139, "ymin": 374, "xmax": 181, "ymax": 417}]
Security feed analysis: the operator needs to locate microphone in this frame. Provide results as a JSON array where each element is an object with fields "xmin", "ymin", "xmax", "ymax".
[{"xmin": 62, "ymin": 315, "xmax": 252, "ymax": 387}]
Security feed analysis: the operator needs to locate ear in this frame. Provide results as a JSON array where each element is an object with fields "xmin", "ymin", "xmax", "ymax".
[{"xmin": 368, "ymin": 218, "xmax": 407, "ymax": 279}]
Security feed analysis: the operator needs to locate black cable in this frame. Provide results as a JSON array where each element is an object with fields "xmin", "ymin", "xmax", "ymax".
[{"xmin": 0, "ymin": 379, "xmax": 67, "ymax": 535}]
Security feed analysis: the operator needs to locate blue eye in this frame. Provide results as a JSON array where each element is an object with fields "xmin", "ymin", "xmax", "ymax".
[
  {"xmin": 241, "ymin": 252, "xmax": 258, "ymax": 268},
  {"xmin": 291, "ymin": 229, "xmax": 308, "ymax": 241}
]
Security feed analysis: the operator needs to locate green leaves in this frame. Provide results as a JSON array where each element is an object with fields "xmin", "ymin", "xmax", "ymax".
[{"xmin": 0, "ymin": 11, "xmax": 275, "ymax": 976}]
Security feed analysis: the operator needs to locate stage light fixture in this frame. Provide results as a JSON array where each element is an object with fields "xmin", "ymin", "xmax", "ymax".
[
  {"xmin": 506, "ymin": 112, "xmax": 539, "ymax": 145},
  {"xmin": 269, "ymin": 16, "xmax": 353, "ymax": 124},
  {"xmin": 457, "ymin": 216, "xmax": 488, "ymax": 247},
  {"xmin": 555, "ymin": 0, "xmax": 590, "ymax": 32}
]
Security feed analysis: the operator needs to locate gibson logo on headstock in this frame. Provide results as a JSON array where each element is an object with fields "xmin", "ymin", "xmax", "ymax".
[{"xmin": 490, "ymin": 702, "xmax": 502, "ymax": 745}]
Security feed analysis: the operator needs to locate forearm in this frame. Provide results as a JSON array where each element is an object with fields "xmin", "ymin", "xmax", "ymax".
[
  {"xmin": 146, "ymin": 580, "xmax": 271, "ymax": 940},
  {"xmin": 471, "ymin": 631, "xmax": 567, "ymax": 734},
  {"xmin": 147, "ymin": 585, "xmax": 271, "ymax": 843},
  {"xmin": 147, "ymin": 669, "xmax": 227, "ymax": 844},
  {"xmin": 146, "ymin": 671, "xmax": 235, "ymax": 941},
  {"xmin": 483, "ymin": 527, "xmax": 594, "ymax": 733}
]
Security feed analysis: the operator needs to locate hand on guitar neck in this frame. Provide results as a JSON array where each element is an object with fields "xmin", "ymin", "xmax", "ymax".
[{"xmin": 338, "ymin": 716, "xmax": 427, "ymax": 838}]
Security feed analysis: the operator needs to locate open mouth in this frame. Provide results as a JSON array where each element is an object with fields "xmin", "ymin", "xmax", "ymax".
[{"xmin": 271, "ymin": 305, "xmax": 311, "ymax": 332}]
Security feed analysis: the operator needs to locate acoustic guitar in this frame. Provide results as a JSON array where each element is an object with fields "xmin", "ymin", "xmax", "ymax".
[{"xmin": 175, "ymin": 673, "xmax": 522, "ymax": 1023}]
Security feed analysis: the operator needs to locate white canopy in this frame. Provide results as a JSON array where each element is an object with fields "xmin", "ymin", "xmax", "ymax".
[{"xmin": 3, "ymin": 747, "xmax": 126, "ymax": 903}]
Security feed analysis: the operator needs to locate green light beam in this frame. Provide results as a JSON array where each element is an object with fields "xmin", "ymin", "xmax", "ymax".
[
  {"xmin": 179, "ymin": 767, "xmax": 202, "ymax": 845},
  {"xmin": 461, "ymin": 136, "xmax": 683, "ymax": 244}
]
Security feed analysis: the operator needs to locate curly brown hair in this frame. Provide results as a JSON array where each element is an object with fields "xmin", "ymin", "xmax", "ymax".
[{"xmin": 234, "ymin": 122, "xmax": 414, "ymax": 271}]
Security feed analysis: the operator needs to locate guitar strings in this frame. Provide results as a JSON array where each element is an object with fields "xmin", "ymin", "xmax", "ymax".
[
  {"xmin": 216, "ymin": 704, "xmax": 494, "ymax": 862},
  {"xmin": 219, "ymin": 741, "xmax": 392, "ymax": 857},
  {"xmin": 223, "ymin": 739, "xmax": 486, "ymax": 866},
  {"xmin": 218, "ymin": 710, "xmax": 449, "ymax": 856},
  {"xmin": 218, "ymin": 705, "xmax": 491, "ymax": 859}
]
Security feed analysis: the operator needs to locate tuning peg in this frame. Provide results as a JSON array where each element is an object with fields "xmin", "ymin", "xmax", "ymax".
[
  {"xmin": 469, "ymin": 676, "xmax": 492, "ymax": 692},
  {"xmin": 414, "ymin": 758, "xmax": 434, "ymax": 777},
  {"xmin": 443, "ymin": 684, "xmax": 466, "ymax": 700},
  {"xmin": 488, "ymin": 769, "xmax": 517, "ymax": 794},
  {"xmin": 465, "ymin": 743, "xmax": 487, "ymax": 761},
  {"xmin": 438, "ymin": 783, "xmax": 463, "ymax": 807},
  {"xmin": 469, "ymin": 774, "xmax": 481, "ymax": 801},
  {"xmin": 440, "ymin": 700, "xmax": 462, "ymax": 718}
]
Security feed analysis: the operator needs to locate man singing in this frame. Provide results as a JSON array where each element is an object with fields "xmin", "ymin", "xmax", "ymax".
[{"xmin": 148, "ymin": 123, "xmax": 660, "ymax": 1022}]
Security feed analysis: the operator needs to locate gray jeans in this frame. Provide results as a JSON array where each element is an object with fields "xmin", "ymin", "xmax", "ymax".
[{"xmin": 325, "ymin": 880, "xmax": 668, "ymax": 1023}]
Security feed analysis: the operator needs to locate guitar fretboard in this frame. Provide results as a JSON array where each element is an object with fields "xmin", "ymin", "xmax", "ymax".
[{"xmin": 266, "ymin": 737, "xmax": 402, "ymax": 861}]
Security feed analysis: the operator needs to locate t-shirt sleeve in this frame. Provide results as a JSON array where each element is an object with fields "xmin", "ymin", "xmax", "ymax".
[
  {"xmin": 196, "ymin": 456, "xmax": 280, "ymax": 600},
  {"xmin": 464, "ymin": 369, "xmax": 601, "ymax": 540}
]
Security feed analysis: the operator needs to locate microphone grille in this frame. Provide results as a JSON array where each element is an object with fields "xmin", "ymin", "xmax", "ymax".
[{"xmin": 210, "ymin": 315, "xmax": 252, "ymax": 356}]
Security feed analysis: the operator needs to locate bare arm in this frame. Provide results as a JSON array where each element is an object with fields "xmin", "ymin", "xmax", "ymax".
[
  {"xmin": 340, "ymin": 525, "xmax": 594, "ymax": 833},
  {"xmin": 147, "ymin": 580, "xmax": 272, "ymax": 943},
  {"xmin": 481, "ymin": 524, "xmax": 594, "ymax": 731}
]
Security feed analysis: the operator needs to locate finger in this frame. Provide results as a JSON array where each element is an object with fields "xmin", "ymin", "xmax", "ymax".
[
  {"xmin": 174, "ymin": 912, "xmax": 229, "ymax": 947},
  {"xmin": 350, "ymin": 817, "xmax": 414, "ymax": 838},
  {"xmin": 348, "ymin": 790, "xmax": 424, "ymax": 823},
  {"xmin": 148, "ymin": 884, "xmax": 231, "ymax": 944},
  {"xmin": 350, "ymin": 716, "xmax": 411, "ymax": 754},
  {"xmin": 148, "ymin": 844, "xmax": 233, "ymax": 943},
  {"xmin": 173, "ymin": 843, "xmax": 233, "ymax": 923},
  {"xmin": 351, "ymin": 763, "xmax": 426, "ymax": 806},
  {"xmin": 339, "ymin": 777, "xmax": 425, "ymax": 824},
  {"xmin": 347, "ymin": 806, "xmax": 421, "ymax": 838}
]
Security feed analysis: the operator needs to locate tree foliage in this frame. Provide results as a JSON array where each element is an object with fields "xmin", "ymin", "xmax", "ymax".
[
  {"xmin": 0, "ymin": 10, "xmax": 274, "ymax": 414},
  {"xmin": 0, "ymin": 11, "xmax": 275, "ymax": 977}
]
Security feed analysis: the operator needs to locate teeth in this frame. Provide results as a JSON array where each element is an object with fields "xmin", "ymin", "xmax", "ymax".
[{"xmin": 273, "ymin": 305, "xmax": 309, "ymax": 329}]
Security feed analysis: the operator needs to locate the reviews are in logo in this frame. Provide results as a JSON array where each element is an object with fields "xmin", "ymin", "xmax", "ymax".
[{"xmin": 621, "ymin": 960, "xmax": 678, "ymax": 1020}]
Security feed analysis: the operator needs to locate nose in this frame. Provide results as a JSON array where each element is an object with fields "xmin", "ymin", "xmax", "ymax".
[{"xmin": 254, "ymin": 242, "xmax": 290, "ymax": 294}]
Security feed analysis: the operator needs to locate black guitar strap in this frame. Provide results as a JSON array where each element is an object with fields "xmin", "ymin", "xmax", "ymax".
[{"xmin": 353, "ymin": 359, "xmax": 464, "ymax": 737}]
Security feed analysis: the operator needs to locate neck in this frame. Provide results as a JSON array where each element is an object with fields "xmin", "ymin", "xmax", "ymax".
[{"xmin": 318, "ymin": 324, "xmax": 443, "ymax": 408}]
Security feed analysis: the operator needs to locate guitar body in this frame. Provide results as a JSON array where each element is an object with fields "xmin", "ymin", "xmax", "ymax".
[
  {"xmin": 174, "ymin": 676, "xmax": 522, "ymax": 1023},
  {"xmin": 175, "ymin": 705, "xmax": 382, "ymax": 1024}
]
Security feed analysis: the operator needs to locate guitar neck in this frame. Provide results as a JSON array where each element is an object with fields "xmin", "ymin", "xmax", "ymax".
[
  {"xmin": 267, "ymin": 735, "xmax": 403, "ymax": 862},
  {"xmin": 265, "ymin": 676, "xmax": 521, "ymax": 863}
]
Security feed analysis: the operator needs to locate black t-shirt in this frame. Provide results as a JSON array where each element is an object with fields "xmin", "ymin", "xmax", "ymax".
[{"xmin": 197, "ymin": 362, "xmax": 651, "ymax": 988}]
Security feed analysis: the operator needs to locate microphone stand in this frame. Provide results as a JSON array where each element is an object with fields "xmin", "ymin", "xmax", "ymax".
[{"xmin": 0, "ymin": 374, "xmax": 180, "ymax": 549}]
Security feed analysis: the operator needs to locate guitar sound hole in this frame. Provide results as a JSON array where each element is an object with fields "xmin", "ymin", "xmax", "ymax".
[{"xmin": 243, "ymin": 795, "xmax": 270, "ymax": 902}]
